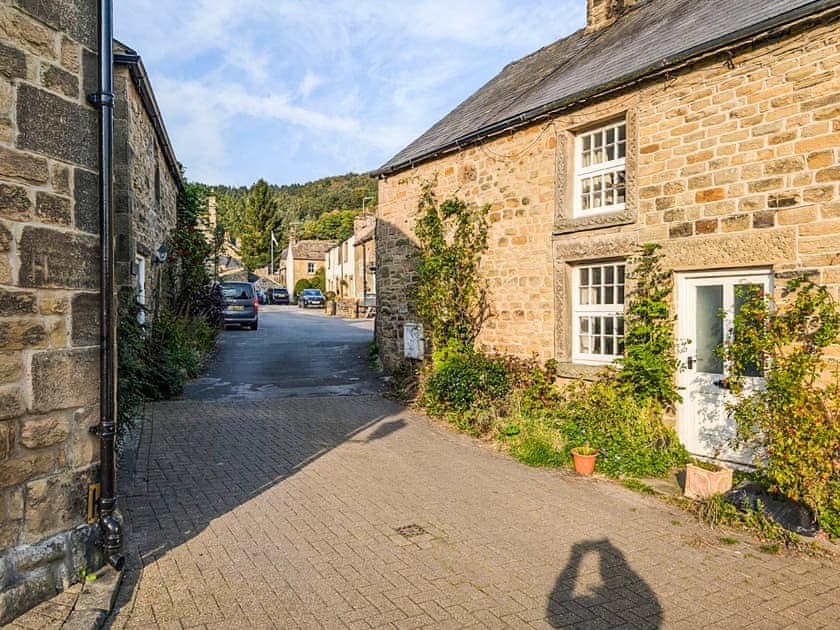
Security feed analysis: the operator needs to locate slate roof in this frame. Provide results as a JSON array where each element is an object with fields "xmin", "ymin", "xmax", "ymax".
[
  {"xmin": 291, "ymin": 240, "xmax": 335, "ymax": 261},
  {"xmin": 378, "ymin": 0, "xmax": 837, "ymax": 175}
]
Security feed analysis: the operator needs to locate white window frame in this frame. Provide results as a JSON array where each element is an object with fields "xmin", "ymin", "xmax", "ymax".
[
  {"xmin": 573, "ymin": 119, "xmax": 627, "ymax": 218},
  {"xmin": 307, "ymin": 262, "xmax": 316, "ymax": 274},
  {"xmin": 135, "ymin": 255, "xmax": 147, "ymax": 325},
  {"xmin": 571, "ymin": 261, "xmax": 626, "ymax": 365}
]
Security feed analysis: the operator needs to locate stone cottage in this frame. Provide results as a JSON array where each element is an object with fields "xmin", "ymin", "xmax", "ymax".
[
  {"xmin": 325, "ymin": 214, "xmax": 376, "ymax": 299},
  {"xmin": 278, "ymin": 226, "xmax": 333, "ymax": 298},
  {"xmin": 0, "ymin": 2, "xmax": 179, "ymax": 622},
  {"xmin": 375, "ymin": 0, "xmax": 840, "ymax": 463},
  {"xmin": 113, "ymin": 41, "xmax": 181, "ymax": 313}
]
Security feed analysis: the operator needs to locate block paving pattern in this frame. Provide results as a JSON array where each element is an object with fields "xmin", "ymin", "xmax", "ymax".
[{"xmin": 107, "ymin": 396, "xmax": 840, "ymax": 629}]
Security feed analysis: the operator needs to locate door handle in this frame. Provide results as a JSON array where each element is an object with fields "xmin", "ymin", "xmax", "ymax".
[{"xmin": 714, "ymin": 378, "xmax": 731, "ymax": 390}]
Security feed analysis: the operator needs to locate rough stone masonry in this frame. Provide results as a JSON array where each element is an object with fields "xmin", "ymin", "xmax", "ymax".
[{"xmin": 0, "ymin": 0, "xmax": 105, "ymax": 624}]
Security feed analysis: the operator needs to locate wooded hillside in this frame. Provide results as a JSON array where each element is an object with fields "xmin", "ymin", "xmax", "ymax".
[{"xmin": 195, "ymin": 173, "xmax": 377, "ymax": 267}]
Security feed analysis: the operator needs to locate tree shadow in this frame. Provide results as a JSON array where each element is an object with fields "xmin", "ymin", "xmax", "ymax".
[{"xmin": 547, "ymin": 539, "xmax": 662, "ymax": 628}]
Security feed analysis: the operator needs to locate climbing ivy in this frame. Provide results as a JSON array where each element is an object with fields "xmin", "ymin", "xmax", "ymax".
[
  {"xmin": 615, "ymin": 243, "xmax": 682, "ymax": 408},
  {"xmin": 413, "ymin": 180, "xmax": 490, "ymax": 356}
]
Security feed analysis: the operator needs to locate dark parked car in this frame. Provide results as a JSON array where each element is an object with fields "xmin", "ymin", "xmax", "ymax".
[
  {"xmin": 220, "ymin": 282, "xmax": 259, "ymax": 329},
  {"xmin": 270, "ymin": 287, "xmax": 290, "ymax": 304},
  {"xmin": 298, "ymin": 288, "xmax": 326, "ymax": 308}
]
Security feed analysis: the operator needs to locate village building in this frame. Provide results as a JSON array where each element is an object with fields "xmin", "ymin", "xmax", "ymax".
[
  {"xmin": 375, "ymin": 0, "xmax": 840, "ymax": 462},
  {"xmin": 325, "ymin": 214, "xmax": 376, "ymax": 299},
  {"xmin": 324, "ymin": 214, "xmax": 376, "ymax": 317},
  {"xmin": 277, "ymin": 226, "xmax": 333, "ymax": 299},
  {"xmin": 0, "ymin": 2, "xmax": 180, "ymax": 621}
]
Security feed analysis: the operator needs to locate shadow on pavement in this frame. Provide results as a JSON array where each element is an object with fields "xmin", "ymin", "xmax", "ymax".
[
  {"xmin": 358, "ymin": 418, "xmax": 406, "ymax": 442},
  {"xmin": 547, "ymin": 539, "xmax": 662, "ymax": 628},
  {"xmin": 107, "ymin": 394, "xmax": 407, "ymax": 626}
]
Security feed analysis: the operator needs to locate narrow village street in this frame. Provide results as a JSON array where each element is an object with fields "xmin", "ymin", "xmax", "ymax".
[{"xmin": 105, "ymin": 309, "xmax": 840, "ymax": 629}]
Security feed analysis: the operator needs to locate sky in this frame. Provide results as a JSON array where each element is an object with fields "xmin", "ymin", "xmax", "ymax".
[{"xmin": 114, "ymin": 1, "xmax": 585, "ymax": 187}]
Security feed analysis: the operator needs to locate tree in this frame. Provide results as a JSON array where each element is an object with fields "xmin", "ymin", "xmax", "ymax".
[
  {"xmin": 239, "ymin": 179, "xmax": 277, "ymax": 270},
  {"xmin": 310, "ymin": 266, "xmax": 326, "ymax": 291},
  {"xmin": 299, "ymin": 209, "xmax": 358, "ymax": 241}
]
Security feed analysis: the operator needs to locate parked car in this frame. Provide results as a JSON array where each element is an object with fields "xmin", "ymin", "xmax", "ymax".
[
  {"xmin": 220, "ymin": 282, "xmax": 259, "ymax": 329},
  {"xmin": 298, "ymin": 288, "xmax": 326, "ymax": 308},
  {"xmin": 270, "ymin": 287, "xmax": 290, "ymax": 304}
]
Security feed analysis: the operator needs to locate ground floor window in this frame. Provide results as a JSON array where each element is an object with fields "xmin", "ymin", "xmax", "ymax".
[
  {"xmin": 572, "ymin": 261, "xmax": 625, "ymax": 364},
  {"xmin": 135, "ymin": 254, "xmax": 147, "ymax": 325}
]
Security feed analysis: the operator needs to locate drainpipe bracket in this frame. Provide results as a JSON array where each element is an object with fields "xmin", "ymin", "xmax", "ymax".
[
  {"xmin": 89, "ymin": 424, "xmax": 100, "ymax": 436},
  {"xmin": 87, "ymin": 91, "xmax": 115, "ymax": 108}
]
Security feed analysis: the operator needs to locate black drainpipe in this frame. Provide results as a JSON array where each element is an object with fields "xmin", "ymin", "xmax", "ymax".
[{"xmin": 89, "ymin": 0, "xmax": 124, "ymax": 571}]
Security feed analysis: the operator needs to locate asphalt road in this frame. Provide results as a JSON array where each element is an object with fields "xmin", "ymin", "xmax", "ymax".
[{"xmin": 181, "ymin": 305, "xmax": 381, "ymax": 400}]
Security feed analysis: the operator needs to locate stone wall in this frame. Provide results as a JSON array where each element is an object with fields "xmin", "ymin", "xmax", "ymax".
[
  {"xmin": 113, "ymin": 64, "xmax": 178, "ymax": 309},
  {"xmin": 354, "ymin": 237, "xmax": 375, "ymax": 298},
  {"xmin": 376, "ymin": 11, "xmax": 840, "ymax": 372},
  {"xmin": 0, "ymin": 1, "xmax": 103, "ymax": 623},
  {"xmin": 376, "ymin": 122, "xmax": 558, "ymax": 370}
]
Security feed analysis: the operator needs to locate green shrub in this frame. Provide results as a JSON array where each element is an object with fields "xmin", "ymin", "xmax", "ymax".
[
  {"xmin": 726, "ymin": 278, "xmax": 840, "ymax": 537},
  {"xmin": 117, "ymin": 291, "xmax": 219, "ymax": 450},
  {"xmin": 500, "ymin": 356, "xmax": 564, "ymax": 414},
  {"xmin": 509, "ymin": 420, "xmax": 567, "ymax": 468},
  {"xmin": 116, "ymin": 291, "xmax": 150, "ymax": 447},
  {"xmin": 423, "ymin": 351, "xmax": 510, "ymax": 417},
  {"xmin": 556, "ymin": 380, "xmax": 688, "ymax": 477}
]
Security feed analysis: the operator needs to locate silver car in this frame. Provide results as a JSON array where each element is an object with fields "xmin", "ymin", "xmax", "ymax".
[{"xmin": 221, "ymin": 282, "xmax": 259, "ymax": 329}]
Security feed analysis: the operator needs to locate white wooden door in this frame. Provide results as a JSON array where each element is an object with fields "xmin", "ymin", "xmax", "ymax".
[{"xmin": 676, "ymin": 270, "xmax": 771, "ymax": 465}]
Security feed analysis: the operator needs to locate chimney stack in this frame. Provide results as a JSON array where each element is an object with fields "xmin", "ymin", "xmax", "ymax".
[{"xmin": 587, "ymin": 0, "xmax": 640, "ymax": 31}]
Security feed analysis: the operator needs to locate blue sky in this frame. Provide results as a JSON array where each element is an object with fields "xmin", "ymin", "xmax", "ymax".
[{"xmin": 115, "ymin": 1, "xmax": 585, "ymax": 187}]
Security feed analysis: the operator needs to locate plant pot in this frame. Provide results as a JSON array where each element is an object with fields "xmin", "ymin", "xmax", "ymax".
[
  {"xmin": 684, "ymin": 462, "xmax": 733, "ymax": 499},
  {"xmin": 571, "ymin": 448, "xmax": 598, "ymax": 475}
]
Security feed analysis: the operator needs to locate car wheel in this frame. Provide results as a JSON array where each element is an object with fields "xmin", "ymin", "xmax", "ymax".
[{"xmin": 250, "ymin": 320, "xmax": 259, "ymax": 330}]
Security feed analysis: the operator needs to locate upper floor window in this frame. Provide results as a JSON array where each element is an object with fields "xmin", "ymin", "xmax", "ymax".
[
  {"xmin": 574, "ymin": 120, "xmax": 626, "ymax": 217},
  {"xmin": 572, "ymin": 261, "xmax": 626, "ymax": 364},
  {"xmin": 307, "ymin": 262, "xmax": 316, "ymax": 274}
]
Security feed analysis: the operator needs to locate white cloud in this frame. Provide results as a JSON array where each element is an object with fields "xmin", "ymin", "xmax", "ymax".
[{"xmin": 298, "ymin": 72, "xmax": 325, "ymax": 98}]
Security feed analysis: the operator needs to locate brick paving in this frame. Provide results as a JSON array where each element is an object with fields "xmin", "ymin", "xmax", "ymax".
[{"xmin": 106, "ymin": 395, "xmax": 840, "ymax": 629}]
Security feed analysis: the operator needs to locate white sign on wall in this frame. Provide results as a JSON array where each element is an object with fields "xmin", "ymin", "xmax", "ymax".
[{"xmin": 403, "ymin": 323, "xmax": 424, "ymax": 360}]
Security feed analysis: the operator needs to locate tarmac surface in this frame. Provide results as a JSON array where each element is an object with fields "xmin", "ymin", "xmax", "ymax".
[{"xmin": 103, "ymin": 308, "xmax": 839, "ymax": 629}]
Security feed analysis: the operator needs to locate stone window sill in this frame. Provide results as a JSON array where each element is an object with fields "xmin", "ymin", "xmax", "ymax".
[
  {"xmin": 553, "ymin": 208, "xmax": 635, "ymax": 235},
  {"xmin": 554, "ymin": 361, "xmax": 611, "ymax": 381}
]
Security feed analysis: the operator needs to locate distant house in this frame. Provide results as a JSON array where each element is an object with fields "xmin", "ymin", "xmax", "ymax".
[
  {"xmin": 278, "ymin": 226, "xmax": 333, "ymax": 297},
  {"xmin": 0, "ymin": 2, "xmax": 181, "ymax": 621},
  {"xmin": 375, "ymin": 0, "xmax": 840, "ymax": 463},
  {"xmin": 325, "ymin": 214, "xmax": 376, "ymax": 300}
]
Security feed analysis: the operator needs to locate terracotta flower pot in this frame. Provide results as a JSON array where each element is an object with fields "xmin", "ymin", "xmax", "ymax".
[
  {"xmin": 571, "ymin": 448, "xmax": 598, "ymax": 475},
  {"xmin": 684, "ymin": 462, "xmax": 733, "ymax": 499}
]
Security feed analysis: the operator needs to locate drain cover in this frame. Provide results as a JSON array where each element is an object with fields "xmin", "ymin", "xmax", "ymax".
[{"xmin": 395, "ymin": 524, "xmax": 427, "ymax": 538}]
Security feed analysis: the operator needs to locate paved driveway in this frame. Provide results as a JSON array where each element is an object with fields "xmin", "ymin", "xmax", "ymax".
[{"xmin": 108, "ymin": 310, "xmax": 839, "ymax": 629}]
